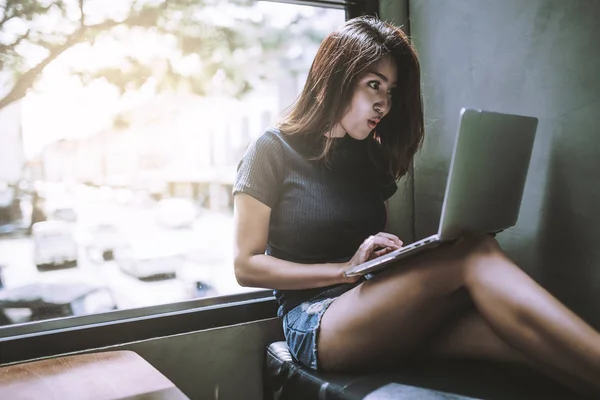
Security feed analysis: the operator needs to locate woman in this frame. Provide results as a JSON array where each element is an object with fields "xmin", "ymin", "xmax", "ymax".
[{"xmin": 233, "ymin": 16, "xmax": 600, "ymax": 394}]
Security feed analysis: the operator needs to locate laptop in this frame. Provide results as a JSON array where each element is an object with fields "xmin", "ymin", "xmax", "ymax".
[{"xmin": 344, "ymin": 108, "xmax": 539, "ymax": 277}]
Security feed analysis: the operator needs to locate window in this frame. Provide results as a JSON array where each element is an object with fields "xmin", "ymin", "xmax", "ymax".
[{"xmin": 0, "ymin": 0, "xmax": 346, "ymax": 327}]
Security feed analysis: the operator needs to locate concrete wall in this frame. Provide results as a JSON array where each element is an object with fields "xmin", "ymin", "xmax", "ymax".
[
  {"xmin": 409, "ymin": 0, "xmax": 600, "ymax": 326},
  {"xmin": 125, "ymin": 318, "xmax": 283, "ymax": 400},
  {"xmin": 78, "ymin": 318, "xmax": 283, "ymax": 400}
]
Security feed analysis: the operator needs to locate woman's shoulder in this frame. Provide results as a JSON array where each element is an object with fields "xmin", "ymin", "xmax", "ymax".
[
  {"xmin": 250, "ymin": 127, "xmax": 288, "ymax": 152},
  {"xmin": 253, "ymin": 127, "xmax": 313, "ymax": 156},
  {"xmin": 256, "ymin": 127, "xmax": 292, "ymax": 144},
  {"xmin": 241, "ymin": 128, "xmax": 302, "ymax": 168}
]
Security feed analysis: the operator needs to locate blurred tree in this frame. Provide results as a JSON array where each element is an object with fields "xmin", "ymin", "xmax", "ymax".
[{"xmin": 0, "ymin": 0, "xmax": 331, "ymax": 111}]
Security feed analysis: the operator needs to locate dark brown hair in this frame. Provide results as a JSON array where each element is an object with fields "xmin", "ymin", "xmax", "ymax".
[{"xmin": 278, "ymin": 16, "xmax": 424, "ymax": 181}]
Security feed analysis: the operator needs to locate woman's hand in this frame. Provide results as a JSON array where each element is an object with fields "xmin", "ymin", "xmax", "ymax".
[{"xmin": 339, "ymin": 232, "xmax": 403, "ymax": 283}]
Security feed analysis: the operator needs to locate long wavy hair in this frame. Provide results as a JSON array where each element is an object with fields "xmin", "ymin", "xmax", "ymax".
[{"xmin": 278, "ymin": 16, "xmax": 424, "ymax": 181}]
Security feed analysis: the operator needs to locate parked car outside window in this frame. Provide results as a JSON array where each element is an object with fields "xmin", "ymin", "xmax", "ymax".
[
  {"xmin": 115, "ymin": 247, "xmax": 181, "ymax": 281},
  {"xmin": 0, "ymin": 283, "xmax": 117, "ymax": 326},
  {"xmin": 83, "ymin": 223, "xmax": 130, "ymax": 263},
  {"xmin": 32, "ymin": 221, "xmax": 78, "ymax": 271}
]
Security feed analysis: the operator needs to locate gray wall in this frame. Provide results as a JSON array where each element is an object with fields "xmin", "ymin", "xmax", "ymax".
[
  {"xmin": 78, "ymin": 318, "xmax": 283, "ymax": 400},
  {"xmin": 409, "ymin": 0, "xmax": 600, "ymax": 326}
]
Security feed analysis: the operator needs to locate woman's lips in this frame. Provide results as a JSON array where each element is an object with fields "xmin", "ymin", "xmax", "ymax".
[{"xmin": 368, "ymin": 119, "xmax": 378, "ymax": 129}]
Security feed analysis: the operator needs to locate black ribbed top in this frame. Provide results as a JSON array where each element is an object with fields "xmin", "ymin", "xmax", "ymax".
[{"xmin": 233, "ymin": 128, "xmax": 397, "ymax": 316}]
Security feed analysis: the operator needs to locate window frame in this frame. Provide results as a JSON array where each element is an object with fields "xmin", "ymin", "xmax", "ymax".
[
  {"xmin": 0, "ymin": 290, "xmax": 277, "ymax": 364},
  {"xmin": 0, "ymin": 0, "xmax": 376, "ymax": 364}
]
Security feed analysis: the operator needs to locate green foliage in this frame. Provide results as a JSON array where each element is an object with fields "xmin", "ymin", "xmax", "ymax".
[{"xmin": 0, "ymin": 0, "xmax": 329, "ymax": 110}]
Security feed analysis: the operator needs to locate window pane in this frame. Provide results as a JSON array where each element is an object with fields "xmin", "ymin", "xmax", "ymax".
[{"xmin": 0, "ymin": 1, "xmax": 345, "ymax": 327}]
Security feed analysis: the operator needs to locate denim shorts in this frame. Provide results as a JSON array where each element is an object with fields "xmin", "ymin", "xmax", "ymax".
[
  {"xmin": 282, "ymin": 296, "xmax": 337, "ymax": 370},
  {"xmin": 282, "ymin": 279, "xmax": 368, "ymax": 370}
]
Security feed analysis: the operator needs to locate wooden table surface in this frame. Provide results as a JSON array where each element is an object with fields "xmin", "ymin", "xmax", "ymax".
[{"xmin": 0, "ymin": 350, "xmax": 190, "ymax": 400}]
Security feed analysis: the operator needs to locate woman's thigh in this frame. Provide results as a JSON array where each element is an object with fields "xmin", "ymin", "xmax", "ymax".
[{"xmin": 318, "ymin": 241, "xmax": 482, "ymax": 372}]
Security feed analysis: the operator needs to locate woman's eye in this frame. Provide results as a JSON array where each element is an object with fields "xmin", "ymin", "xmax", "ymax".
[{"xmin": 368, "ymin": 81, "xmax": 380, "ymax": 90}]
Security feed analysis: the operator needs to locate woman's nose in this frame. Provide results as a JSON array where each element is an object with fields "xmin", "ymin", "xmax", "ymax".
[{"xmin": 374, "ymin": 98, "xmax": 390, "ymax": 116}]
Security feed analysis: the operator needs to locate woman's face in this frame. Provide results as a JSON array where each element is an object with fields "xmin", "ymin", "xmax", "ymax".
[{"xmin": 330, "ymin": 56, "xmax": 398, "ymax": 140}]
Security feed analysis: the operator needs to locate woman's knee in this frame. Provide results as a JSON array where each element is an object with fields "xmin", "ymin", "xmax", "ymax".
[
  {"xmin": 458, "ymin": 234, "xmax": 513, "ymax": 284},
  {"xmin": 379, "ymin": 234, "xmax": 505, "ymax": 293},
  {"xmin": 462, "ymin": 233, "xmax": 502, "ymax": 256}
]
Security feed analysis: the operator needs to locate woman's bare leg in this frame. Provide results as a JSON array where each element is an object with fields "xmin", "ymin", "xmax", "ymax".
[
  {"xmin": 463, "ymin": 241, "xmax": 600, "ymax": 392},
  {"xmin": 422, "ymin": 309, "xmax": 527, "ymax": 363},
  {"xmin": 422, "ymin": 309, "xmax": 595, "ymax": 394},
  {"xmin": 317, "ymin": 235, "xmax": 600, "ymax": 394}
]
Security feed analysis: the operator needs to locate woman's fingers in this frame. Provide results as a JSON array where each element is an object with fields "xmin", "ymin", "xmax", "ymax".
[
  {"xmin": 349, "ymin": 233, "xmax": 404, "ymax": 268},
  {"xmin": 372, "ymin": 246, "xmax": 395, "ymax": 258},
  {"xmin": 360, "ymin": 235, "xmax": 400, "ymax": 260},
  {"xmin": 374, "ymin": 232, "xmax": 403, "ymax": 247}
]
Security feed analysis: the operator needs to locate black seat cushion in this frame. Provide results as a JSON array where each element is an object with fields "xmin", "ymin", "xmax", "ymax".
[{"xmin": 265, "ymin": 341, "xmax": 590, "ymax": 400}]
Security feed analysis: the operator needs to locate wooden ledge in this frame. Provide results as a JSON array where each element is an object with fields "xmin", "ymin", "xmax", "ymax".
[{"xmin": 0, "ymin": 350, "xmax": 189, "ymax": 400}]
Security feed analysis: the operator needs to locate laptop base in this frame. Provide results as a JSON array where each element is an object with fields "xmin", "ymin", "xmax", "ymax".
[{"xmin": 344, "ymin": 234, "xmax": 442, "ymax": 277}]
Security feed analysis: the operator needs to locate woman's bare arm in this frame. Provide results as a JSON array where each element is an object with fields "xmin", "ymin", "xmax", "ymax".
[{"xmin": 233, "ymin": 193, "xmax": 356, "ymax": 290}]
